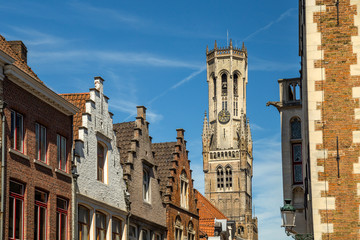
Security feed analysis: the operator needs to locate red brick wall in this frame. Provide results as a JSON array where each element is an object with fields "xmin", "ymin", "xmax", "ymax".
[
  {"xmin": 3, "ymin": 78, "xmax": 73, "ymax": 239},
  {"xmin": 313, "ymin": 1, "xmax": 360, "ymax": 238},
  {"xmin": 166, "ymin": 129, "xmax": 199, "ymax": 240}
]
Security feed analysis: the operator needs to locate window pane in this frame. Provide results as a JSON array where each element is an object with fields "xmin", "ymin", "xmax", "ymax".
[
  {"xmin": 57, "ymin": 198, "xmax": 67, "ymax": 210},
  {"xmin": 57, "ymin": 135, "xmax": 61, "ymax": 168},
  {"xmin": 9, "ymin": 197, "xmax": 14, "ymax": 238},
  {"xmin": 36, "ymin": 123, "xmax": 39, "ymax": 160},
  {"xmin": 291, "ymin": 119, "xmax": 301, "ymax": 139},
  {"xmin": 16, "ymin": 113, "xmax": 23, "ymax": 152},
  {"xmin": 294, "ymin": 165, "xmax": 303, "ymax": 183},
  {"xmin": 11, "ymin": 111, "xmax": 15, "ymax": 149},
  {"xmin": 293, "ymin": 144, "xmax": 302, "ymax": 162},
  {"xmin": 15, "ymin": 198, "xmax": 23, "ymax": 239},
  {"xmin": 40, "ymin": 126, "xmax": 46, "ymax": 162},
  {"xmin": 35, "ymin": 190, "xmax": 47, "ymax": 203},
  {"xmin": 78, "ymin": 206, "xmax": 89, "ymax": 223},
  {"xmin": 10, "ymin": 181, "xmax": 23, "ymax": 195},
  {"xmin": 97, "ymin": 143, "xmax": 105, "ymax": 181},
  {"xmin": 61, "ymin": 137, "xmax": 66, "ymax": 170},
  {"xmin": 60, "ymin": 214, "xmax": 67, "ymax": 240},
  {"xmin": 112, "ymin": 218, "xmax": 121, "ymax": 233}
]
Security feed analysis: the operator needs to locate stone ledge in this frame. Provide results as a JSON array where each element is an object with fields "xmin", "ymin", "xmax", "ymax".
[
  {"xmin": 33, "ymin": 159, "xmax": 52, "ymax": 170},
  {"xmin": 9, "ymin": 148, "xmax": 30, "ymax": 161},
  {"xmin": 55, "ymin": 168, "xmax": 72, "ymax": 178}
]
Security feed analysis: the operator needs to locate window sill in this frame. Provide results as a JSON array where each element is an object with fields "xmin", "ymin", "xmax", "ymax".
[
  {"xmin": 9, "ymin": 148, "xmax": 30, "ymax": 161},
  {"xmin": 55, "ymin": 168, "xmax": 72, "ymax": 178},
  {"xmin": 33, "ymin": 159, "xmax": 52, "ymax": 170}
]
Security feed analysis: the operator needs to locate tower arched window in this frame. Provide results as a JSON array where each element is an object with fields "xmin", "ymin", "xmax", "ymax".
[
  {"xmin": 217, "ymin": 166, "xmax": 224, "ymax": 190},
  {"xmin": 233, "ymin": 74, "xmax": 238, "ymax": 96},
  {"xmin": 213, "ymin": 77, "xmax": 216, "ymax": 98},
  {"xmin": 225, "ymin": 166, "xmax": 232, "ymax": 190},
  {"xmin": 290, "ymin": 118, "xmax": 302, "ymax": 184},
  {"xmin": 221, "ymin": 74, "xmax": 227, "ymax": 96}
]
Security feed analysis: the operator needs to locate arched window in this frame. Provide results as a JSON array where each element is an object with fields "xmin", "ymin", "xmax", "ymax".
[
  {"xmin": 233, "ymin": 74, "xmax": 238, "ymax": 96},
  {"xmin": 143, "ymin": 169, "xmax": 150, "ymax": 202},
  {"xmin": 96, "ymin": 211, "xmax": 107, "ymax": 240},
  {"xmin": 217, "ymin": 166, "xmax": 224, "ymax": 190},
  {"xmin": 78, "ymin": 205, "xmax": 90, "ymax": 240},
  {"xmin": 112, "ymin": 217, "xmax": 123, "ymax": 240},
  {"xmin": 221, "ymin": 74, "xmax": 227, "ymax": 96},
  {"xmin": 97, "ymin": 142, "xmax": 107, "ymax": 183},
  {"xmin": 174, "ymin": 216, "xmax": 183, "ymax": 240},
  {"xmin": 180, "ymin": 171, "xmax": 189, "ymax": 208},
  {"xmin": 187, "ymin": 221, "xmax": 195, "ymax": 240},
  {"xmin": 213, "ymin": 77, "xmax": 217, "ymax": 98},
  {"xmin": 225, "ymin": 166, "xmax": 232, "ymax": 190}
]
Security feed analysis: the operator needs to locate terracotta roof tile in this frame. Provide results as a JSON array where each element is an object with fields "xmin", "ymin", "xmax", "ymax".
[
  {"xmin": 60, "ymin": 93, "xmax": 90, "ymax": 140},
  {"xmin": 152, "ymin": 142, "xmax": 176, "ymax": 194},
  {"xmin": 0, "ymin": 35, "xmax": 41, "ymax": 82},
  {"xmin": 195, "ymin": 190, "xmax": 228, "ymax": 237},
  {"xmin": 113, "ymin": 122, "xmax": 135, "ymax": 165}
]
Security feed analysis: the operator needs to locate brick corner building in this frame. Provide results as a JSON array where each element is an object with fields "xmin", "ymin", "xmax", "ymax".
[{"xmin": 0, "ymin": 35, "xmax": 78, "ymax": 239}]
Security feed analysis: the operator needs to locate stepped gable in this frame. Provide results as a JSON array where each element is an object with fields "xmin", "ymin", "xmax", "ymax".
[
  {"xmin": 113, "ymin": 121, "xmax": 135, "ymax": 165},
  {"xmin": 152, "ymin": 142, "xmax": 176, "ymax": 195},
  {"xmin": 61, "ymin": 93, "xmax": 90, "ymax": 140},
  {"xmin": 0, "ymin": 34, "xmax": 41, "ymax": 82}
]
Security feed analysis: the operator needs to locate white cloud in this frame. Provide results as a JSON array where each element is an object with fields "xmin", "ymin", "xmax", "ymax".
[
  {"xmin": 243, "ymin": 8, "xmax": 297, "ymax": 42},
  {"xmin": 250, "ymin": 56, "xmax": 298, "ymax": 72},
  {"xmin": 9, "ymin": 27, "xmax": 67, "ymax": 46}
]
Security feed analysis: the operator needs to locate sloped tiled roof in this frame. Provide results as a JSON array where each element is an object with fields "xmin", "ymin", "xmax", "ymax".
[
  {"xmin": 113, "ymin": 122, "xmax": 135, "ymax": 164},
  {"xmin": 0, "ymin": 35, "xmax": 41, "ymax": 82},
  {"xmin": 152, "ymin": 142, "xmax": 176, "ymax": 194},
  {"xmin": 61, "ymin": 93, "xmax": 90, "ymax": 140},
  {"xmin": 195, "ymin": 189, "xmax": 228, "ymax": 238}
]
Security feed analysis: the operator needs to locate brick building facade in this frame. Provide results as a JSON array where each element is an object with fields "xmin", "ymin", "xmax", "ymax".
[
  {"xmin": 269, "ymin": 0, "xmax": 360, "ymax": 239},
  {"xmin": 0, "ymin": 35, "xmax": 78, "ymax": 239},
  {"xmin": 114, "ymin": 106, "xmax": 167, "ymax": 240},
  {"xmin": 152, "ymin": 129, "xmax": 199, "ymax": 240}
]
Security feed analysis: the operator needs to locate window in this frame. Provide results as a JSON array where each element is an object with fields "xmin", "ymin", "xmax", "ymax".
[
  {"xmin": 10, "ymin": 110, "xmax": 24, "ymax": 152},
  {"xmin": 174, "ymin": 217, "xmax": 183, "ymax": 240},
  {"xmin": 57, "ymin": 135, "xmax": 67, "ymax": 171},
  {"xmin": 112, "ymin": 217, "xmax": 122, "ymax": 240},
  {"xmin": 221, "ymin": 74, "xmax": 227, "ymax": 96},
  {"xmin": 141, "ymin": 229, "xmax": 149, "ymax": 240},
  {"xmin": 234, "ymin": 101, "xmax": 238, "ymax": 116},
  {"xmin": 233, "ymin": 74, "xmax": 238, "ymax": 96},
  {"xmin": 225, "ymin": 166, "xmax": 232, "ymax": 190},
  {"xmin": 213, "ymin": 77, "xmax": 216, "ymax": 98},
  {"xmin": 129, "ymin": 225, "xmax": 137, "ymax": 240},
  {"xmin": 34, "ymin": 190, "xmax": 47, "ymax": 240},
  {"xmin": 290, "ymin": 118, "xmax": 303, "ymax": 184},
  {"xmin": 187, "ymin": 222, "xmax": 195, "ymax": 240},
  {"xmin": 217, "ymin": 167, "xmax": 224, "ymax": 190},
  {"xmin": 35, "ymin": 123, "xmax": 47, "ymax": 162},
  {"xmin": 154, "ymin": 233, "xmax": 161, "ymax": 240},
  {"xmin": 56, "ymin": 198, "xmax": 68, "ymax": 240},
  {"xmin": 222, "ymin": 100, "xmax": 227, "ymax": 111},
  {"xmin": 78, "ymin": 205, "xmax": 90, "ymax": 240},
  {"xmin": 9, "ymin": 180, "xmax": 24, "ymax": 240},
  {"xmin": 96, "ymin": 211, "xmax": 107, "ymax": 240},
  {"xmin": 97, "ymin": 142, "xmax": 106, "ymax": 182},
  {"xmin": 292, "ymin": 144, "xmax": 303, "ymax": 184},
  {"xmin": 143, "ymin": 170, "xmax": 150, "ymax": 202},
  {"xmin": 180, "ymin": 171, "xmax": 188, "ymax": 209}
]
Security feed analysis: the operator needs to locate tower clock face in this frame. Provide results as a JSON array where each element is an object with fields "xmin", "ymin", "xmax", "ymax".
[{"xmin": 218, "ymin": 109, "xmax": 230, "ymax": 124}]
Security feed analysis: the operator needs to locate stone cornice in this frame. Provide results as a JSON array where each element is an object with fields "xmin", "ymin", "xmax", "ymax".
[{"xmin": 4, "ymin": 64, "xmax": 79, "ymax": 116}]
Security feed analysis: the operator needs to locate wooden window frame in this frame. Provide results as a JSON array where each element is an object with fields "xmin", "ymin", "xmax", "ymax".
[
  {"xmin": 57, "ymin": 135, "xmax": 67, "ymax": 172},
  {"xmin": 78, "ymin": 205, "xmax": 90, "ymax": 240},
  {"xmin": 10, "ymin": 110, "xmax": 24, "ymax": 153},
  {"xmin": 96, "ymin": 211, "xmax": 107, "ymax": 240},
  {"xmin": 97, "ymin": 142, "xmax": 106, "ymax": 183},
  {"xmin": 9, "ymin": 180, "xmax": 24, "ymax": 240},
  {"xmin": 35, "ymin": 123, "xmax": 47, "ymax": 163},
  {"xmin": 56, "ymin": 198, "xmax": 68, "ymax": 240},
  {"xmin": 112, "ymin": 217, "xmax": 122, "ymax": 240},
  {"xmin": 34, "ymin": 189, "xmax": 48, "ymax": 240}
]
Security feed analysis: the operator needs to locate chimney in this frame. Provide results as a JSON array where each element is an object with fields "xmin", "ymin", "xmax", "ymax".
[{"xmin": 8, "ymin": 41, "xmax": 27, "ymax": 63}]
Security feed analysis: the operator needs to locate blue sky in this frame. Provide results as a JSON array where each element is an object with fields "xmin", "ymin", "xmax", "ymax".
[{"xmin": 1, "ymin": 1, "xmax": 300, "ymax": 239}]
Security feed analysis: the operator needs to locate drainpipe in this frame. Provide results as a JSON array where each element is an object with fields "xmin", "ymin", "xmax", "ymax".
[
  {"xmin": 124, "ymin": 187, "xmax": 131, "ymax": 240},
  {"xmin": 0, "ymin": 101, "xmax": 7, "ymax": 239}
]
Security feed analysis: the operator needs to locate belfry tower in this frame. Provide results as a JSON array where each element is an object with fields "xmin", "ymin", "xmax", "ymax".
[{"xmin": 202, "ymin": 40, "xmax": 258, "ymax": 240}]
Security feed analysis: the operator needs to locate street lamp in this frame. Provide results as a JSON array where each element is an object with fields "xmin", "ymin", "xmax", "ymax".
[
  {"xmin": 280, "ymin": 199, "xmax": 296, "ymax": 229},
  {"xmin": 280, "ymin": 200, "xmax": 313, "ymax": 240}
]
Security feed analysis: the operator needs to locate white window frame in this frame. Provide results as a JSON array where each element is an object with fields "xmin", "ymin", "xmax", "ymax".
[
  {"xmin": 57, "ymin": 134, "xmax": 67, "ymax": 172},
  {"xmin": 35, "ymin": 123, "xmax": 47, "ymax": 163},
  {"xmin": 10, "ymin": 110, "xmax": 24, "ymax": 153}
]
